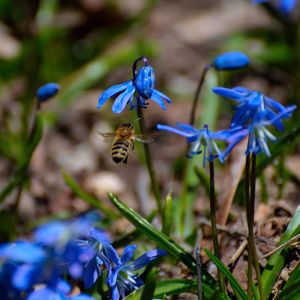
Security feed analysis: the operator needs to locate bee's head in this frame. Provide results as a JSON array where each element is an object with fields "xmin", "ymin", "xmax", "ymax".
[{"xmin": 120, "ymin": 123, "xmax": 134, "ymax": 130}]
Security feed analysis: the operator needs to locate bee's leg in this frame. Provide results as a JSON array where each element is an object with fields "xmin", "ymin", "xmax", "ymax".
[
  {"xmin": 123, "ymin": 155, "xmax": 129, "ymax": 166},
  {"xmin": 132, "ymin": 142, "xmax": 135, "ymax": 151}
]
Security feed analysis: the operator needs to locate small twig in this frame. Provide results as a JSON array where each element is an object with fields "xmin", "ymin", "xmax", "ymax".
[
  {"xmin": 230, "ymin": 239, "xmax": 248, "ymax": 266},
  {"xmin": 196, "ymin": 246, "xmax": 203, "ymax": 300},
  {"xmin": 262, "ymin": 233, "xmax": 300, "ymax": 258}
]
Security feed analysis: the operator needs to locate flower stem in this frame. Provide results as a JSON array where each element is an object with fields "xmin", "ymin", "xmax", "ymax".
[
  {"xmin": 189, "ymin": 64, "xmax": 211, "ymax": 127},
  {"xmin": 179, "ymin": 64, "xmax": 211, "ymax": 235},
  {"xmin": 195, "ymin": 246, "xmax": 203, "ymax": 300},
  {"xmin": 209, "ymin": 160, "xmax": 226, "ymax": 294},
  {"xmin": 250, "ymin": 154, "xmax": 264, "ymax": 300},
  {"xmin": 136, "ymin": 102, "xmax": 163, "ymax": 216},
  {"xmin": 245, "ymin": 154, "xmax": 253, "ymax": 299}
]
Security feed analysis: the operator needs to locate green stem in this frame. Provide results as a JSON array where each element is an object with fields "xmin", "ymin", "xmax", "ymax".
[
  {"xmin": 245, "ymin": 154, "xmax": 253, "ymax": 299},
  {"xmin": 189, "ymin": 64, "xmax": 211, "ymax": 127},
  {"xmin": 179, "ymin": 64, "xmax": 211, "ymax": 235},
  {"xmin": 209, "ymin": 161, "xmax": 226, "ymax": 293},
  {"xmin": 250, "ymin": 154, "xmax": 264, "ymax": 300},
  {"xmin": 136, "ymin": 102, "xmax": 163, "ymax": 216}
]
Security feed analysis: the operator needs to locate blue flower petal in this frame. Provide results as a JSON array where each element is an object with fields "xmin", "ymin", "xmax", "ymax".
[
  {"xmin": 277, "ymin": 0, "xmax": 297, "ymax": 14},
  {"xmin": 121, "ymin": 245, "xmax": 136, "ymax": 264},
  {"xmin": 150, "ymin": 91, "xmax": 167, "ymax": 110},
  {"xmin": 84, "ymin": 258, "xmax": 101, "ymax": 289},
  {"xmin": 12, "ymin": 264, "xmax": 41, "ymax": 291},
  {"xmin": 70, "ymin": 294, "xmax": 96, "ymax": 300},
  {"xmin": 265, "ymin": 109, "xmax": 284, "ymax": 131},
  {"xmin": 152, "ymin": 89, "xmax": 172, "ymax": 103},
  {"xmin": 111, "ymin": 285, "xmax": 120, "ymax": 300},
  {"xmin": 103, "ymin": 243, "xmax": 120, "ymax": 265},
  {"xmin": 34, "ymin": 221, "xmax": 66, "ymax": 245},
  {"xmin": 0, "ymin": 242, "xmax": 46, "ymax": 263},
  {"xmin": 264, "ymin": 96, "xmax": 288, "ymax": 113},
  {"xmin": 134, "ymin": 66, "xmax": 155, "ymax": 99},
  {"xmin": 112, "ymin": 83, "xmax": 135, "ymax": 113},
  {"xmin": 36, "ymin": 83, "xmax": 60, "ymax": 102},
  {"xmin": 212, "ymin": 87, "xmax": 242, "ymax": 101},
  {"xmin": 97, "ymin": 81, "xmax": 130, "ymax": 109},
  {"xmin": 213, "ymin": 51, "xmax": 250, "ymax": 70},
  {"xmin": 156, "ymin": 124, "xmax": 194, "ymax": 138},
  {"xmin": 56, "ymin": 279, "xmax": 71, "ymax": 295},
  {"xmin": 175, "ymin": 123, "xmax": 198, "ymax": 132},
  {"xmin": 27, "ymin": 288, "xmax": 64, "ymax": 300},
  {"xmin": 126, "ymin": 249, "xmax": 167, "ymax": 271}
]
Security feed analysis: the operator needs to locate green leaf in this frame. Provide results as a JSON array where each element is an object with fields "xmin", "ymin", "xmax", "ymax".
[
  {"xmin": 261, "ymin": 205, "xmax": 300, "ymax": 298},
  {"xmin": 140, "ymin": 268, "xmax": 158, "ymax": 300},
  {"xmin": 62, "ymin": 171, "xmax": 119, "ymax": 219},
  {"xmin": 162, "ymin": 186, "xmax": 172, "ymax": 236},
  {"xmin": 276, "ymin": 263, "xmax": 300, "ymax": 300},
  {"xmin": 107, "ymin": 192, "xmax": 217, "ymax": 289},
  {"xmin": 124, "ymin": 279, "xmax": 230, "ymax": 300},
  {"xmin": 204, "ymin": 249, "xmax": 249, "ymax": 300}
]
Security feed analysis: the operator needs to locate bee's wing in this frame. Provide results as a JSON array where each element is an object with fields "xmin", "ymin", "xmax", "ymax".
[
  {"xmin": 96, "ymin": 131, "xmax": 116, "ymax": 139},
  {"xmin": 134, "ymin": 134, "xmax": 154, "ymax": 144}
]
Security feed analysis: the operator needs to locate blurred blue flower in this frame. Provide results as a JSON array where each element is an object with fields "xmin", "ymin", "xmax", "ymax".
[
  {"xmin": 213, "ymin": 52, "xmax": 250, "ymax": 70},
  {"xmin": 27, "ymin": 279, "xmax": 95, "ymax": 300},
  {"xmin": 97, "ymin": 60, "xmax": 171, "ymax": 113},
  {"xmin": 80, "ymin": 227, "xmax": 117, "ymax": 289},
  {"xmin": 37, "ymin": 83, "xmax": 60, "ymax": 102},
  {"xmin": 277, "ymin": 0, "xmax": 297, "ymax": 14},
  {"xmin": 156, "ymin": 123, "xmax": 237, "ymax": 167},
  {"xmin": 106, "ymin": 245, "xmax": 167, "ymax": 300},
  {"xmin": 225, "ymin": 105, "xmax": 296, "ymax": 157},
  {"xmin": 212, "ymin": 86, "xmax": 293, "ymax": 129},
  {"xmin": 251, "ymin": 0, "xmax": 297, "ymax": 15}
]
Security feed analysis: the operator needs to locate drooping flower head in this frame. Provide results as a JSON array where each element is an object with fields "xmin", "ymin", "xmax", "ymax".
[
  {"xmin": 37, "ymin": 83, "xmax": 60, "ymax": 102},
  {"xmin": 106, "ymin": 245, "xmax": 167, "ymax": 300},
  {"xmin": 225, "ymin": 105, "xmax": 296, "ymax": 157},
  {"xmin": 97, "ymin": 57, "xmax": 171, "ymax": 113},
  {"xmin": 212, "ymin": 86, "xmax": 294, "ymax": 129},
  {"xmin": 156, "ymin": 123, "xmax": 238, "ymax": 167},
  {"xmin": 213, "ymin": 52, "xmax": 250, "ymax": 70},
  {"xmin": 213, "ymin": 86, "xmax": 297, "ymax": 157}
]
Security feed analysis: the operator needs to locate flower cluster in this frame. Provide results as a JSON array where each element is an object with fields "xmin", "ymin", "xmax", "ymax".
[
  {"xmin": 0, "ymin": 214, "xmax": 167, "ymax": 300},
  {"xmin": 213, "ymin": 86, "xmax": 296, "ymax": 157},
  {"xmin": 97, "ymin": 57, "xmax": 171, "ymax": 113}
]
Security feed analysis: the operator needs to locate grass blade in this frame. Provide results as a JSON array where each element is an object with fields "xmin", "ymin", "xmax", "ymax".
[{"xmin": 204, "ymin": 248, "xmax": 249, "ymax": 300}]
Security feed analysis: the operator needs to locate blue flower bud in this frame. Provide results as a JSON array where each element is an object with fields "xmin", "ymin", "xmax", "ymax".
[
  {"xmin": 213, "ymin": 52, "xmax": 250, "ymax": 70},
  {"xmin": 134, "ymin": 65, "xmax": 155, "ymax": 99},
  {"xmin": 36, "ymin": 83, "xmax": 60, "ymax": 102}
]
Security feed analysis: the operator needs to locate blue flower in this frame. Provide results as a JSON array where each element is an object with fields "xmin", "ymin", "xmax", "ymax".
[
  {"xmin": 156, "ymin": 123, "xmax": 237, "ymax": 167},
  {"xmin": 80, "ymin": 227, "xmax": 117, "ymax": 289},
  {"xmin": 225, "ymin": 105, "xmax": 296, "ymax": 157},
  {"xmin": 27, "ymin": 279, "xmax": 95, "ymax": 300},
  {"xmin": 213, "ymin": 52, "xmax": 250, "ymax": 70},
  {"xmin": 106, "ymin": 245, "xmax": 167, "ymax": 300},
  {"xmin": 97, "ymin": 58, "xmax": 171, "ymax": 113},
  {"xmin": 277, "ymin": 0, "xmax": 297, "ymax": 14},
  {"xmin": 212, "ymin": 86, "xmax": 293, "ymax": 129},
  {"xmin": 37, "ymin": 83, "xmax": 60, "ymax": 102},
  {"xmin": 251, "ymin": 0, "xmax": 297, "ymax": 15}
]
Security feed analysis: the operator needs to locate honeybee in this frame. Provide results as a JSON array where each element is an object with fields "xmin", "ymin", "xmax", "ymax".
[{"xmin": 98, "ymin": 123, "xmax": 153, "ymax": 165}]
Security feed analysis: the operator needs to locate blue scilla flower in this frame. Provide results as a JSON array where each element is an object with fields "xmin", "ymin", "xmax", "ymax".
[
  {"xmin": 225, "ymin": 105, "xmax": 296, "ymax": 157},
  {"xmin": 37, "ymin": 83, "xmax": 60, "ymax": 102},
  {"xmin": 277, "ymin": 0, "xmax": 297, "ymax": 14},
  {"xmin": 212, "ymin": 86, "xmax": 293, "ymax": 129},
  {"xmin": 106, "ymin": 245, "xmax": 167, "ymax": 300},
  {"xmin": 27, "ymin": 279, "xmax": 95, "ymax": 300},
  {"xmin": 213, "ymin": 52, "xmax": 250, "ymax": 70},
  {"xmin": 97, "ymin": 57, "xmax": 171, "ymax": 113},
  {"xmin": 80, "ymin": 227, "xmax": 117, "ymax": 289},
  {"xmin": 156, "ymin": 123, "xmax": 237, "ymax": 167},
  {"xmin": 251, "ymin": 0, "xmax": 297, "ymax": 15}
]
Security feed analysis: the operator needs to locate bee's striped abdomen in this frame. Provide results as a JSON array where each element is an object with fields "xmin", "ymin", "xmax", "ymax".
[{"xmin": 111, "ymin": 139, "xmax": 130, "ymax": 163}]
